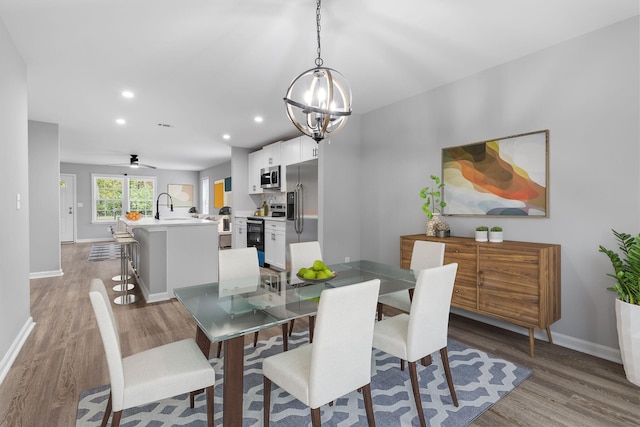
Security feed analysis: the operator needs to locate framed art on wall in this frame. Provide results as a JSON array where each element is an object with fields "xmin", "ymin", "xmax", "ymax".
[
  {"xmin": 442, "ymin": 130, "xmax": 549, "ymax": 217},
  {"xmin": 167, "ymin": 184, "xmax": 194, "ymax": 207}
]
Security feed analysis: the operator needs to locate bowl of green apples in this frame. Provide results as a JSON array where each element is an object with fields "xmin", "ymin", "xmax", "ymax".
[{"xmin": 296, "ymin": 260, "xmax": 337, "ymax": 283}]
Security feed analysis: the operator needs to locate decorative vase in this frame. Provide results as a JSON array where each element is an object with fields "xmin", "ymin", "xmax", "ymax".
[
  {"xmin": 475, "ymin": 230, "xmax": 488, "ymax": 242},
  {"xmin": 616, "ymin": 298, "xmax": 640, "ymax": 386},
  {"xmin": 425, "ymin": 214, "xmax": 441, "ymax": 237},
  {"xmin": 489, "ymin": 231, "xmax": 503, "ymax": 242}
]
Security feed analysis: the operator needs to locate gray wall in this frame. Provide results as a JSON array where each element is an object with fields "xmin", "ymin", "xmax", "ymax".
[
  {"xmin": 319, "ymin": 115, "xmax": 363, "ymax": 264},
  {"xmin": 0, "ymin": 19, "xmax": 32, "ymax": 381},
  {"xmin": 60, "ymin": 163, "xmax": 200, "ymax": 241},
  {"xmin": 199, "ymin": 161, "xmax": 231, "ymax": 215},
  {"xmin": 357, "ymin": 17, "xmax": 639, "ymax": 358},
  {"xmin": 28, "ymin": 120, "xmax": 61, "ymax": 276}
]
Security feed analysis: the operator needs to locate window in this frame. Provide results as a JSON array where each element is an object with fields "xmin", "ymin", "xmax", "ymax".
[
  {"xmin": 92, "ymin": 174, "xmax": 156, "ymax": 222},
  {"xmin": 129, "ymin": 178, "xmax": 154, "ymax": 217},
  {"xmin": 201, "ymin": 177, "xmax": 210, "ymax": 215}
]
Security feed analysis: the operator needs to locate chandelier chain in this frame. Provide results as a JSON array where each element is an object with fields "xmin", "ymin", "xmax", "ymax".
[{"xmin": 315, "ymin": 0, "xmax": 323, "ymax": 67}]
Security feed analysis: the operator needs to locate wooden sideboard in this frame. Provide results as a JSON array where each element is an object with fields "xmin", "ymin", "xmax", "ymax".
[{"xmin": 400, "ymin": 234, "xmax": 561, "ymax": 357}]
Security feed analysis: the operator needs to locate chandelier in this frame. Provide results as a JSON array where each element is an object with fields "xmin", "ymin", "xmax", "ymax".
[{"xmin": 284, "ymin": 0, "xmax": 352, "ymax": 143}]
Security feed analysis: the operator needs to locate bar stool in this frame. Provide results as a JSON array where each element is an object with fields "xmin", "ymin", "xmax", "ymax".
[
  {"xmin": 113, "ymin": 233, "xmax": 139, "ymax": 305},
  {"xmin": 110, "ymin": 226, "xmax": 133, "ymax": 285}
]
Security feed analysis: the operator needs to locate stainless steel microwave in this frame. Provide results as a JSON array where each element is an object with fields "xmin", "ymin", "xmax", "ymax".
[{"xmin": 260, "ymin": 165, "xmax": 280, "ymax": 189}]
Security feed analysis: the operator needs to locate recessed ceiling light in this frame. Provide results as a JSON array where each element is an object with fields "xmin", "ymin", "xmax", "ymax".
[
  {"xmin": 223, "ymin": 134, "xmax": 231, "ymax": 140},
  {"xmin": 254, "ymin": 116, "xmax": 263, "ymax": 123},
  {"xmin": 121, "ymin": 90, "xmax": 135, "ymax": 99},
  {"xmin": 116, "ymin": 118, "xmax": 126, "ymax": 125}
]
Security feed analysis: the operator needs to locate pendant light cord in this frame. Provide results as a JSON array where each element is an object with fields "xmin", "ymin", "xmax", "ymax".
[{"xmin": 315, "ymin": 0, "xmax": 323, "ymax": 67}]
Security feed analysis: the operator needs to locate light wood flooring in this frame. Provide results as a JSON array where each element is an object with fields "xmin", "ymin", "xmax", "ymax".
[{"xmin": 0, "ymin": 242, "xmax": 638, "ymax": 426}]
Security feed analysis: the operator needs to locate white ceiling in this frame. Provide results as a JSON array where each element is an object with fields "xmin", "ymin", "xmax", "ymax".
[{"xmin": 0, "ymin": 0, "xmax": 637, "ymax": 171}]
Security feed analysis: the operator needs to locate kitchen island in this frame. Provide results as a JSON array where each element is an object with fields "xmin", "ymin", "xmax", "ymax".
[{"xmin": 119, "ymin": 217, "xmax": 219, "ymax": 302}]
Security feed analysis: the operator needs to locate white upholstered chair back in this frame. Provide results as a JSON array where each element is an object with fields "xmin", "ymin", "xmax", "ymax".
[
  {"xmin": 409, "ymin": 241, "xmax": 445, "ymax": 271},
  {"xmin": 88, "ymin": 279, "xmax": 126, "ymax": 409},
  {"xmin": 219, "ymin": 247, "xmax": 260, "ymax": 280},
  {"xmin": 406, "ymin": 263, "xmax": 458, "ymax": 362},
  {"xmin": 308, "ymin": 278, "xmax": 380, "ymax": 408},
  {"xmin": 290, "ymin": 241, "xmax": 322, "ymax": 272}
]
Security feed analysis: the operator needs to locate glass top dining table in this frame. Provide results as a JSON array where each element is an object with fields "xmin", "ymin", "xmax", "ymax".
[{"xmin": 173, "ymin": 259, "xmax": 418, "ymax": 427}]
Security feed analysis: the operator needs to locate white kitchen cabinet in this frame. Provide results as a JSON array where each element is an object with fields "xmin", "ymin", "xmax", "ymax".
[
  {"xmin": 299, "ymin": 136, "xmax": 318, "ymax": 162},
  {"xmin": 248, "ymin": 150, "xmax": 263, "ymax": 194},
  {"xmin": 282, "ymin": 136, "xmax": 318, "ymax": 166},
  {"xmin": 234, "ymin": 217, "xmax": 247, "ymax": 248},
  {"xmin": 263, "ymin": 141, "xmax": 282, "ymax": 166},
  {"xmin": 264, "ymin": 219, "xmax": 286, "ymax": 270}
]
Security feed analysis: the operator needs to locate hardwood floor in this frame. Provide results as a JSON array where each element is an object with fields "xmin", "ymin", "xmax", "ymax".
[{"xmin": 0, "ymin": 242, "xmax": 638, "ymax": 426}]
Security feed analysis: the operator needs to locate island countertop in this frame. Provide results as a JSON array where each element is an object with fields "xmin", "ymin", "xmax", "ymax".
[{"xmin": 120, "ymin": 217, "xmax": 217, "ymax": 227}]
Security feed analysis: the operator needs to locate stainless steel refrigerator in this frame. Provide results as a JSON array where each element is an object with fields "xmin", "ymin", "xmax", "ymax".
[{"xmin": 286, "ymin": 159, "xmax": 318, "ymax": 266}]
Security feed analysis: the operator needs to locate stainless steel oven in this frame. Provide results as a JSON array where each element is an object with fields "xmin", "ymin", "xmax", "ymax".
[{"xmin": 247, "ymin": 216, "xmax": 265, "ymax": 254}]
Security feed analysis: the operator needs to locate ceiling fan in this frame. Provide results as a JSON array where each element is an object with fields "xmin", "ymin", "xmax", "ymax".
[{"xmin": 110, "ymin": 154, "xmax": 157, "ymax": 169}]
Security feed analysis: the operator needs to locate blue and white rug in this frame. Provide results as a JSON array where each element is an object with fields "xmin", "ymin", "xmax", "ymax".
[
  {"xmin": 87, "ymin": 244, "xmax": 121, "ymax": 262},
  {"xmin": 77, "ymin": 331, "xmax": 532, "ymax": 426}
]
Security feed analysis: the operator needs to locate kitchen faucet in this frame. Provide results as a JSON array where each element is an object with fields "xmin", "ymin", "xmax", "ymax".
[{"xmin": 155, "ymin": 192, "xmax": 174, "ymax": 220}]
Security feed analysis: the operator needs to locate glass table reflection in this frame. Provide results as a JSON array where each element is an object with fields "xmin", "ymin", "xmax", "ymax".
[{"xmin": 174, "ymin": 260, "xmax": 417, "ymax": 427}]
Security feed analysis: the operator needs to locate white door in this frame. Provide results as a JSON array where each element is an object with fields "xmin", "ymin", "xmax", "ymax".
[{"xmin": 60, "ymin": 174, "xmax": 76, "ymax": 242}]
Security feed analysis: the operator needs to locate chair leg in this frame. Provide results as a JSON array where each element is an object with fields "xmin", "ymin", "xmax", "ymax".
[
  {"xmin": 111, "ymin": 410, "xmax": 122, "ymax": 427},
  {"xmin": 254, "ymin": 331, "xmax": 259, "ymax": 347},
  {"xmin": 281, "ymin": 322, "xmax": 289, "ymax": 351},
  {"xmin": 310, "ymin": 407, "xmax": 322, "ymax": 427},
  {"xmin": 217, "ymin": 341, "xmax": 222, "ymax": 358},
  {"xmin": 101, "ymin": 392, "xmax": 113, "ymax": 427},
  {"xmin": 206, "ymin": 385, "xmax": 215, "ymax": 427},
  {"xmin": 263, "ymin": 376, "xmax": 272, "ymax": 427},
  {"xmin": 309, "ymin": 316, "xmax": 315, "ymax": 343},
  {"xmin": 408, "ymin": 361, "xmax": 427, "ymax": 427},
  {"xmin": 377, "ymin": 302, "xmax": 383, "ymax": 321},
  {"xmin": 440, "ymin": 347, "xmax": 458, "ymax": 407},
  {"xmin": 421, "ymin": 354, "xmax": 432, "ymax": 367},
  {"xmin": 362, "ymin": 383, "xmax": 376, "ymax": 427},
  {"xmin": 288, "ymin": 319, "xmax": 295, "ymax": 336},
  {"xmin": 400, "ymin": 359, "xmax": 405, "ymax": 371}
]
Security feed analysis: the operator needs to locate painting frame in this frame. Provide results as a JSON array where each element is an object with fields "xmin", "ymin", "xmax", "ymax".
[
  {"xmin": 167, "ymin": 184, "xmax": 194, "ymax": 208},
  {"xmin": 442, "ymin": 130, "xmax": 549, "ymax": 217}
]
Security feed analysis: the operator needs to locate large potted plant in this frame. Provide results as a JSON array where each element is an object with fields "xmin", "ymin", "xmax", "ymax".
[
  {"xmin": 599, "ymin": 229, "xmax": 640, "ymax": 386},
  {"xmin": 420, "ymin": 174, "xmax": 447, "ymax": 236}
]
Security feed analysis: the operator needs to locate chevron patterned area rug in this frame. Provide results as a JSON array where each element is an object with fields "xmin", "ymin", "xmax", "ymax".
[
  {"xmin": 87, "ymin": 243, "xmax": 121, "ymax": 262},
  {"xmin": 76, "ymin": 331, "xmax": 532, "ymax": 426}
]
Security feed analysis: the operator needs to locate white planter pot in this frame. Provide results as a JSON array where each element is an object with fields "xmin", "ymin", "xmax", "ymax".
[
  {"xmin": 489, "ymin": 231, "xmax": 503, "ymax": 242},
  {"xmin": 616, "ymin": 298, "xmax": 640, "ymax": 386},
  {"xmin": 475, "ymin": 230, "xmax": 488, "ymax": 242}
]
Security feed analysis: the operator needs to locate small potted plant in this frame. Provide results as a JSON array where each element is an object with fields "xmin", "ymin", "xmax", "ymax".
[
  {"xmin": 599, "ymin": 229, "xmax": 640, "ymax": 386},
  {"xmin": 434, "ymin": 221, "xmax": 450, "ymax": 238},
  {"xmin": 420, "ymin": 174, "xmax": 446, "ymax": 236},
  {"xmin": 489, "ymin": 226, "xmax": 503, "ymax": 242},
  {"xmin": 475, "ymin": 226, "xmax": 488, "ymax": 242}
]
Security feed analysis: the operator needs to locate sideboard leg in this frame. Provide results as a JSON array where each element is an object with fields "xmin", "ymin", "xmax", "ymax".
[
  {"xmin": 528, "ymin": 328, "xmax": 535, "ymax": 358},
  {"xmin": 546, "ymin": 327, "xmax": 553, "ymax": 344}
]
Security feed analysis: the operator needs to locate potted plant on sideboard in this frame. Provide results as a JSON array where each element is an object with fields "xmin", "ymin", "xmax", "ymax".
[
  {"xmin": 475, "ymin": 226, "xmax": 488, "ymax": 242},
  {"xmin": 420, "ymin": 174, "xmax": 446, "ymax": 237},
  {"xmin": 489, "ymin": 226, "xmax": 503, "ymax": 242},
  {"xmin": 599, "ymin": 229, "xmax": 640, "ymax": 386}
]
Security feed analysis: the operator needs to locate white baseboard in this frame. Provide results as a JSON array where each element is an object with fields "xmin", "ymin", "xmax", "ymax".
[
  {"xmin": 451, "ymin": 308, "xmax": 622, "ymax": 364},
  {"xmin": 75, "ymin": 238, "xmax": 114, "ymax": 243},
  {"xmin": 0, "ymin": 317, "xmax": 35, "ymax": 385},
  {"xmin": 136, "ymin": 277, "xmax": 170, "ymax": 303},
  {"xmin": 29, "ymin": 269, "xmax": 64, "ymax": 279}
]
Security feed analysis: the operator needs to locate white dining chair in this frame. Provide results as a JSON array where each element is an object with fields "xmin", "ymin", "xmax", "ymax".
[
  {"xmin": 288, "ymin": 241, "xmax": 323, "ymax": 340},
  {"xmin": 89, "ymin": 279, "xmax": 215, "ymax": 427},
  {"xmin": 217, "ymin": 247, "xmax": 290, "ymax": 357},
  {"xmin": 377, "ymin": 240, "xmax": 445, "ymax": 320},
  {"xmin": 372, "ymin": 263, "xmax": 459, "ymax": 427},
  {"xmin": 263, "ymin": 278, "xmax": 381, "ymax": 427}
]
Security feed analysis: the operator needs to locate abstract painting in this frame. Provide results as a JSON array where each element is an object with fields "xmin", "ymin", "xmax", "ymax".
[
  {"xmin": 167, "ymin": 184, "xmax": 194, "ymax": 207},
  {"xmin": 442, "ymin": 130, "xmax": 549, "ymax": 217}
]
